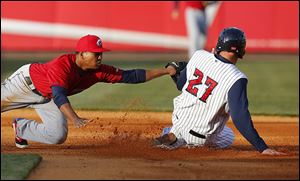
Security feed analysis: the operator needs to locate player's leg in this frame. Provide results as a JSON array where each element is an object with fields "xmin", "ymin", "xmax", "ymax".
[
  {"xmin": 208, "ymin": 125, "xmax": 234, "ymax": 148},
  {"xmin": 33, "ymin": 100, "xmax": 68, "ymax": 144},
  {"xmin": 16, "ymin": 100, "xmax": 68, "ymax": 144},
  {"xmin": 1, "ymin": 64, "xmax": 46, "ymax": 112},
  {"xmin": 2, "ymin": 64, "xmax": 67, "ymax": 145},
  {"xmin": 185, "ymin": 7, "xmax": 200, "ymax": 58},
  {"xmin": 154, "ymin": 111, "xmax": 187, "ymax": 149},
  {"xmin": 195, "ymin": 10, "xmax": 207, "ymax": 50},
  {"xmin": 171, "ymin": 105, "xmax": 208, "ymax": 147}
]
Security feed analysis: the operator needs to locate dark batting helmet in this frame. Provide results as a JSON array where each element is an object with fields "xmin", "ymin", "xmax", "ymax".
[{"xmin": 215, "ymin": 27, "xmax": 246, "ymax": 58}]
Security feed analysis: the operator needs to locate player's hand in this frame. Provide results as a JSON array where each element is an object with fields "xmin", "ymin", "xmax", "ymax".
[
  {"xmin": 165, "ymin": 61, "xmax": 188, "ymax": 75},
  {"xmin": 166, "ymin": 65, "xmax": 177, "ymax": 76},
  {"xmin": 261, "ymin": 148, "xmax": 287, "ymax": 156},
  {"xmin": 165, "ymin": 61, "xmax": 188, "ymax": 83},
  {"xmin": 73, "ymin": 117, "xmax": 93, "ymax": 128}
]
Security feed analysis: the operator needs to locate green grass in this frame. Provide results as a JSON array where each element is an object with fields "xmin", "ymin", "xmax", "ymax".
[
  {"xmin": 1, "ymin": 153, "xmax": 42, "ymax": 180},
  {"xmin": 69, "ymin": 76, "xmax": 180, "ymax": 111},
  {"xmin": 236, "ymin": 60, "xmax": 299, "ymax": 116},
  {"xmin": 1, "ymin": 53, "xmax": 298, "ymax": 116}
]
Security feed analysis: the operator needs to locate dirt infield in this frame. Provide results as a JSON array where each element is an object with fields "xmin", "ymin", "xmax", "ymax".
[{"xmin": 1, "ymin": 109, "xmax": 299, "ymax": 179}]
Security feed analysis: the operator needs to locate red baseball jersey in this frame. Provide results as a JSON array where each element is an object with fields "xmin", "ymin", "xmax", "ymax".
[
  {"xmin": 183, "ymin": 1, "xmax": 205, "ymax": 10},
  {"xmin": 29, "ymin": 54, "xmax": 123, "ymax": 98}
]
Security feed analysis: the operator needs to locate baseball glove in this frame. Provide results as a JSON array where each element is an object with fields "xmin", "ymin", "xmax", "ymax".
[{"xmin": 165, "ymin": 61, "xmax": 188, "ymax": 83}]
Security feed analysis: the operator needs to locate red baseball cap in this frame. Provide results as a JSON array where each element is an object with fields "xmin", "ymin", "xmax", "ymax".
[{"xmin": 76, "ymin": 34, "xmax": 110, "ymax": 52}]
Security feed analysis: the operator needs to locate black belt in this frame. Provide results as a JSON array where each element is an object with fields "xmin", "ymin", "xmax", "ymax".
[
  {"xmin": 24, "ymin": 77, "xmax": 42, "ymax": 96},
  {"xmin": 189, "ymin": 130, "xmax": 206, "ymax": 139}
]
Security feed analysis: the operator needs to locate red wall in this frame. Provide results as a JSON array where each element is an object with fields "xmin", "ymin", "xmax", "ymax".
[
  {"xmin": 1, "ymin": 1, "xmax": 299, "ymax": 53},
  {"xmin": 206, "ymin": 1, "xmax": 299, "ymax": 53}
]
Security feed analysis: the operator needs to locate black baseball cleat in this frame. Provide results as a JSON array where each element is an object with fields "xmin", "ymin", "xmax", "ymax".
[{"xmin": 12, "ymin": 118, "xmax": 28, "ymax": 148}]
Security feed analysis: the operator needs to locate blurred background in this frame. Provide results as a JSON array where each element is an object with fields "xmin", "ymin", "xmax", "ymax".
[
  {"xmin": 1, "ymin": 1, "xmax": 298, "ymax": 52},
  {"xmin": 1, "ymin": 1, "xmax": 299, "ymax": 116}
]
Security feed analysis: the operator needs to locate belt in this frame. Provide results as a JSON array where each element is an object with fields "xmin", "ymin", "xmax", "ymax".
[
  {"xmin": 189, "ymin": 130, "xmax": 206, "ymax": 139},
  {"xmin": 24, "ymin": 77, "xmax": 42, "ymax": 96}
]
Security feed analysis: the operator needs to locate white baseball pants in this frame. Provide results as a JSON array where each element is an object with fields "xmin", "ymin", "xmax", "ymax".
[{"xmin": 170, "ymin": 112, "xmax": 234, "ymax": 149}]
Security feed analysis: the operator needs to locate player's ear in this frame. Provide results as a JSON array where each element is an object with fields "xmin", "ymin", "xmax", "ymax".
[{"xmin": 80, "ymin": 52, "xmax": 85, "ymax": 59}]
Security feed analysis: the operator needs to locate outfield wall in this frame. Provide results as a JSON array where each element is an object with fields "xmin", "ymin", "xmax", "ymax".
[{"xmin": 1, "ymin": 1, "xmax": 299, "ymax": 53}]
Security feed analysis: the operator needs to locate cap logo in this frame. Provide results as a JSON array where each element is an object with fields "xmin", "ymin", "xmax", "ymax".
[
  {"xmin": 96, "ymin": 39, "xmax": 102, "ymax": 47},
  {"xmin": 231, "ymin": 47, "xmax": 237, "ymax": 50}
]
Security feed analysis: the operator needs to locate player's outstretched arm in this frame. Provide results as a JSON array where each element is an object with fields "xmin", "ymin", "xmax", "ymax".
[
  {"xmin": 261, "ymin": 148, "xmax": 287, "ymax": 156},
  {"xmin": 145, "ymin": 66, "xmax": 176, "ymax": 81},
  {"xmin": 119, "ymin": 66, "xmax": 176, "ymax": 84}
]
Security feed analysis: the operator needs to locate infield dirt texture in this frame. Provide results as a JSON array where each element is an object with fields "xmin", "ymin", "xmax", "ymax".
[{"xmin": 1, "ymin": 109, "xmax": 298, "ymax": 179}]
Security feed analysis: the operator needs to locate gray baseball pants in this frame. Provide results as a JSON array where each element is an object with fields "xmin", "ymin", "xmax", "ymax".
[{"xmin": 1, "ymin": 64, "xmax": 68, "ymax": 144}]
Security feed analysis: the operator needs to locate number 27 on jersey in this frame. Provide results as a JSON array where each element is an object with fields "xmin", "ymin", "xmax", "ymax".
[{"xmin": 185, "ymin": 68, "xmax": 218, "ymax": 103}]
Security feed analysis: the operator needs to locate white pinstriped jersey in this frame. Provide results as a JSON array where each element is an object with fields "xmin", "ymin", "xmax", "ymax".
[{"xmin": 171, "ymin": 50, "xmax": 247, "ymax": 145}]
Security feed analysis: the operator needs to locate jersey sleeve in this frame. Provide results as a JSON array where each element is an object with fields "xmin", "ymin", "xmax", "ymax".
[
  {"xmin": 96, "ymin": 64, "xmax": 124, "ymax": 83},
  {"xmin": 228, "ymin": 78, "xmax": 269, "ymax": 152},
  {"xmin": 52, "ymin": 86, "xmax": 70, "ymax": 108},
  {"xmin": 120, "ymin": 69, "xmax": 146, "ymax": 83}
]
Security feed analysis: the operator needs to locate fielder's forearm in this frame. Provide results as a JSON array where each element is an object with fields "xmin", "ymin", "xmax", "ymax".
[
  {"xmin": 145, "ymin": 67, "xmax": 176, "ymax": 81},
  {"xmin": 59, "ymin": 103, "xmax": 80, "ymax": 121}
]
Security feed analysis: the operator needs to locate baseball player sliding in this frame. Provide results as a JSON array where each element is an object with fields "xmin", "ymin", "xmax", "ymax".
[
  {"xmin": 1, "ymin": 34, "xmax": 177, "ymax": 148},
  {"xmin": 156, "ymin": 27, "xmax": 286, "ymax": 156}
]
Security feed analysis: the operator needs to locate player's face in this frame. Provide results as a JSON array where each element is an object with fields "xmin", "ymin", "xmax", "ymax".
[{"xmin": 84, "ymin": 52, "xmax": 103, "ymax": 69}]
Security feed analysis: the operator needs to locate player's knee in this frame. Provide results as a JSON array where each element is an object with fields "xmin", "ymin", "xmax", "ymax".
[
  {"xmin": 214, "ymin": 127, "xmax": 235, "ymax": 148},
  {"xmin": 48, "ymin": 129, "xmax": 68, "ymax": 144},
  {"xmin": 226, "ymin": 133, "xmax": 235, "ymax": 147},
  {"xmin": 222, "ymin": 129, "xmax": 235, "ymax": 148}
]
